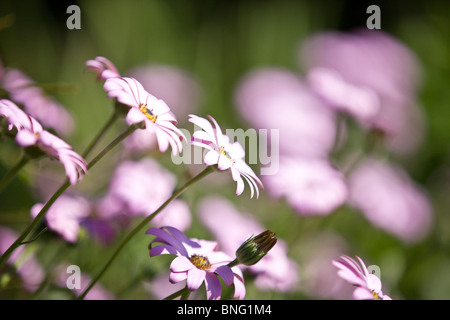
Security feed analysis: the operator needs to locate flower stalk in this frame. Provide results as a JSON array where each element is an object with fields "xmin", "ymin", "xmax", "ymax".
[
  {"xmin": 0, "ymin": 124, "xmax": 139, "ymax": 269},
  {"xmin": 77, "ymin": 165, "xmax": 215, "ymax": 299}
]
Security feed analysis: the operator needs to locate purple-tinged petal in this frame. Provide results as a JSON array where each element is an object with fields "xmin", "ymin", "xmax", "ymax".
[
  {"xmin": 214, "ymin": 265, "xmax": 234, "ymax": 286},
  {"xmin": 150, "ymin": 244, "xmax": 179, "ymax": 257},
  {"xmin": 204, "ymin": 272, "xmax": 222, "ymax": 300}
]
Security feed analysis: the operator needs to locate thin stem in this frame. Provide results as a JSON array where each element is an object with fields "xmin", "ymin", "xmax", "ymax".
[
  {"xmin": 77, "ymin": 166, "xmax": 215, "ymax": 300},
  {"xmin": 227, "ymin": 259, "xmax": 240, "ymax": 268},
  {"xmin": 0, "ymin": 125, "xmax": 139, "ymax": 270},
  {"xmin": 0, "ymin": 155, "xmax": 29, "ymax": 193},
  {"xmin": 82, "ymin": 111, "xmax": 119, "ymax": 159},
  {"xmin": 164, "ymin": 286, "xmax": 191, "ymax": 300},
  {"xmin": 0, "ymin": 180, "xmax": 71, "ymax": 267},
  {"xmin": 86, "ymin": 124, "xmax": 138, "ymax": 171}
]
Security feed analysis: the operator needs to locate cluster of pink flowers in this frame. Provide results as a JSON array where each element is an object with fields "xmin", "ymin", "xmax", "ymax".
[
  {"xmin": 1, "ymin": 27, "xmax": 431, "ymax": 301},
  {"xmin": 234, "ymin": 28, "xmax": 432, "ymax": 243}
]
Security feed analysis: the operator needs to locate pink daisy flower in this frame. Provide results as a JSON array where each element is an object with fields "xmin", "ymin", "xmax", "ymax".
[
  {"xmin": 332, "ymin": 254, "xmax": 391, "ymax": 300},
  {"xmin": 0, "ymin": 99, "xmax": 87, "ymax": 185},
  {"xmin": 188, "ymin": 114, "xmax": 263, "ymax": 198},
  {"xmin": 147, "ymin": 226, "xmax": 245, "ymax": 300},
  {"xmin": 104, "ymin": 77, "xmax": 186, "ymax": 155},
  {"xmin": 85, "ymin": 56, "xmax": 120, "ymax": 80}
]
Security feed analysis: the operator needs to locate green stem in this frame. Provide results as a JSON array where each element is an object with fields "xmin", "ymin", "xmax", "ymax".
[
  {"xmin": 0, "ymin": 180, "xmax": 71, "ymax": 268},
  {"xmin": 77, "ymin": 166, "xmax": 215, "ymax": 300},
  {"xmin": 0, "ymin": 155, "xmax": 29, "ymax": 193},
  {"xmin": 227, "ymin": 258, "xmax": 240, "ymax": 268},
  {"xmin": 0, "ymin": 125, "xmax": 139, "ymax": 270},
  {"xmin": 164, "ymin": 286, "xmax": 191, "ymax": 300},
  {"xmin": 82, "ymin": 111, "xmax": 119, "ymax": 159}
]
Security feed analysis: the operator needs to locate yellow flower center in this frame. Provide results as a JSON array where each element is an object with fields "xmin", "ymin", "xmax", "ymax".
[
  {"xmin": 139, "ymin": 104, "xmax": 157, "ymax": 123},
  {"xmin": 219, "ymin": 146, "xmax": 234, "ymax": 162},
  {"xmin": 189, "ymin": 254, "xmax": 211, "ymax": 270},
  {"xmin": 371, "ymin": 290, "xmax": 381, "ymax": 300}
]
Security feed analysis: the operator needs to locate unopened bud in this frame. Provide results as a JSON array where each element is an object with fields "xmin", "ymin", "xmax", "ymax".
[{"xmin": 233, "ymin": 230, "xmax": 277, "ymax": 267}]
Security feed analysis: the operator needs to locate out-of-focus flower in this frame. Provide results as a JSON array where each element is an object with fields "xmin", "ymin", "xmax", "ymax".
[
  {"xmin": 263, "ymin": 155, "xmax": 348, "ymax": 216},
  {"xmin": 198, "ymin": 196, "xmax": 299, "ymax": 292},
  {"xmin": 104, "ymin": 77, "xmax": 186, "ymax": 155},
  {"xmin": 147, "ymin": 226, "xmax": 245, "ymax": 300},
  {"xmin": 332, "ymin": 254, "xmax": 391, "ymax": 300},
  {"xmin": 0, "ymin": 99, "xmax": 87, "ymax": 185},
  {"xmin": 96, "ymin": 158, "xmax": 191, "ymax": 231},
  {"xmin": 85, "ymin": 56, "xmax": 120, "ymax": 80},
  {"xmin": 300, "ymin": 29, "xmax": 425, "ymax": 155},
  {"xmin": 128, "ymin": 64, "xmax": 201, "ymax": 122},
  {"xmin": 0, "ymin": 226, "xmax": 45, "ymax": 292},
  {"xmin": 54, "ymin": 264, "xmax": 114, "ymax": 300},
  {"xmin": 2, "ymin": 68, "xmax": 74, "ymax": 136},
  {"xmin": 189, "ymin": 114, "xmax": 263, "ymax": 198},
  {"xmin": 234, "ymin": 68, "xmax": 337, "ymax": 158},
  {"xmin": 300, "ymin": 232, "xmax": 354, "ymax": 299},
  {"xmin": 348, "ymin": 158, "xmax": 432, "ymax": 242},
  {"xmin": 30, "ymin": 195, "xmax": 91, "ymax": 243}
]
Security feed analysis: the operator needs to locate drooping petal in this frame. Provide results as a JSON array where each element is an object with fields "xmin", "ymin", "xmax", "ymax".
[
  {"xmin": 204, "ymin": 272, "xmax": 222, "ymax": 300},
  {"xmin": 186, "ymin": 268, "xmax": 206, "ymax": 291},
  {"xmin": 214, "ymin": 265, "xmax": 234, "ymax": 286}
]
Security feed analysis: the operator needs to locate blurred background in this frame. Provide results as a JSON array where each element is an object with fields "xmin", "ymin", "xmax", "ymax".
[{"xmin": 0, "ymin": 0, "xmax": 450, "ymax": 300}]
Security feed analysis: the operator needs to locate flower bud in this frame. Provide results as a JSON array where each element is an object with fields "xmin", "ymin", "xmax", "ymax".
[{"xmin": 234, "ymin": 230, "xmax": 277, "ymax": 266}]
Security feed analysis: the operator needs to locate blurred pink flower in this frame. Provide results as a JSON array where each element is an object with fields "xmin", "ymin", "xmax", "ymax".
[
  {"xmin": 104, "ymin": 77, "xmax": 186, "ymax": 155},
  {"xmin": 2, "ymin": 68, "xmax": 74, "ymax": 136},
  {"xmin": 300, "ymin": 232, "xmax": 354, "ymax": 299},
  {"xmin": 189, "ymin": 114, "xmax": 263, "ymax": 198},
  {"xmin": 263, "ymin": 155, "xmax": 348, "ymax": 215},
  {"xmin": 54, "ymin": 264, "xmax": 114, "ymax": 300},
  {"xmin": 332, "ymin": 255, "xmax": 391, "ymax": 300},
  {"xmin": 348, "ymin": 158, "xmax": 432, "ymax": 242},
  {"xmin": 0, "ymin": 226, "xmax": 45, "ymax": 292},
  {"xmin": 0, "ymin": 99, "xmax": 87, "ymax": 185},
  {"xmin": 85, "ymin": 56, "xmax": 120, "ymax": 80},
  {"xmin": 198, "ymin": 196, "xmax": 299, "ymax": 292},
  {"xmin": 128, "ymin": 64, "xmax": 201, "ymax": 122},
  {"xmin": 300, "ymin": 29, "xmax": 425, "ymax": 154},
  {"xmin": 147, "ymin": 226, "xmax": 245, "ymax": 300},
  {"xmin": 234, "ymin": 68, "xmax": 337, "ymax": 158},
  {"xmin": 31, "ymin": 195, "xmax": 91, "ymax": 243},
  {"xmin": 96, "ymin": 158, "xmax": 191, "ymax": 231}
]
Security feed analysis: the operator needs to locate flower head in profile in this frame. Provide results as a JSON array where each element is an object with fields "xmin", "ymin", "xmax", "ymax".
[
  {"xmin": 0, "ymin": 99, "xmax": 87, "ymax": 185},
  {"xmin": 189, "ymin": 114, "xmax": 263, "ymax": 198},
  {"xmin": 85, "ymin": 56, "xmax": 120, "ymax": 80},
  {"xmin": 332, "ymin": 254, "xmax": 391, "ymax": 300},
  {"xmin": 147, "ymin": 226, "xmax": 245, "ymax": 300},
  {"xmin": 104, "ymin": 77, "xmax": 186, "ymax": 155}
]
